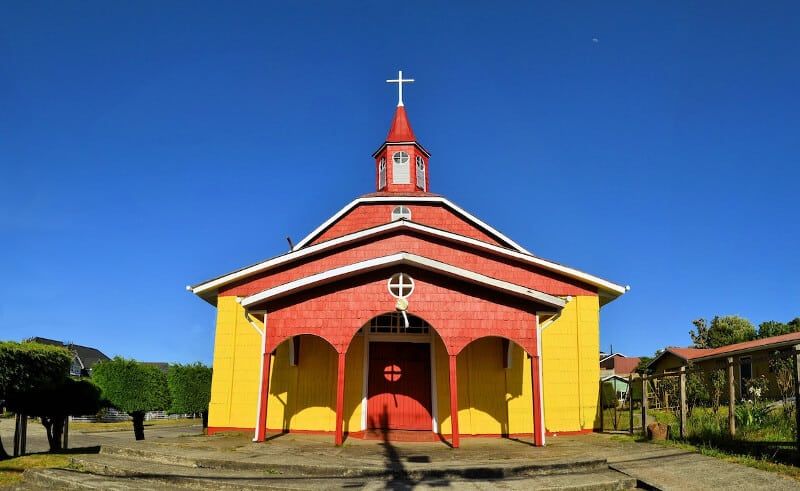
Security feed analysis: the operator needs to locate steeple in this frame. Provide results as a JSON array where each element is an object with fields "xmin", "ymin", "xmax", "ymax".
[{"xmin": 372, "ymin": 70, "xmax": 431, "ymax": 194}]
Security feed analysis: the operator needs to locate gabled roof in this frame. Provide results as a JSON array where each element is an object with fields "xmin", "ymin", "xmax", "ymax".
[
  {"xmin": 292, "ymin": 195, "xmax": 528, "ymax": 252},
  {"xmin": 189, "ymin": 218, "xmax": 627, "ymax": 305},
  {"xmin": 27, "ymin": 337, "xmax": 110, "ymax": 370},
  {"xmin": 648, "ymin": 331, "xmax": 800, "ymax": 370},
  {"xmin": 240, "ymin": 252, "xmax": 568, "ymax": 310}
]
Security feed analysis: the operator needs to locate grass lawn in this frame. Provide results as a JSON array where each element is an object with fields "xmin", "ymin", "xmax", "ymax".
[
  {"xmin": 70, "ymin": 417, "xmax": 201, "ymax": 432},
  {"xmin": 0, "ymin": 418, "xmax": 202, "ymax": 486},
  {"xmin": 0, "ymin": 453, "xmax": 70, "ymax": 487}
]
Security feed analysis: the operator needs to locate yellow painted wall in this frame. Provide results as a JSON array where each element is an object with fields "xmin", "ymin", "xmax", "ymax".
[
  {"xmin": 434, "ymin": 335, "xmax": 452, "ymax": 433},
  {"xmin": 437, "ymin": 337, "xmax": 534, "ymax": 435},
  {"xmin": 344, "ymin": 334, "xmax": 365, "ymax": 432},
  {"xmin": 267, "ymin": 335, "xmax": 337, "ymax": 431},
  {"xmin": 208, "ymin": 296, "xmax": 262, "ymax": 429},
  {"xmin": 541, "ymin": 295, "xmax": 600, "ymax": 433}
]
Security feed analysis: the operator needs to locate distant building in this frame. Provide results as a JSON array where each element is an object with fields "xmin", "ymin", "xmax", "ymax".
[
  {"xmin": 27, "ymin": 337, "xmax": 110, "ymax": 378},
  {"xmin": 600, "ymin": 353, "xmax": 641, "ymax": 402},
  {"xmin": 648, "ymin": 332, "xmax": 800, "ymax": 398}
]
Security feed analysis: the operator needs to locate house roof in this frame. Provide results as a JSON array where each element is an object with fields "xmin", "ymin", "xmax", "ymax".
[
  {"xmin": 648, "ymin": 331, "xmax": 800, "ymax": 370},
  {"xmin": 27, "ymin": 337, "xmax": 110, "ymax": 370},
  {"xmin": 189, "ymin": 214, "xmax": 628, "ymax": 306},
  {"xmin": 386, "ymin": 105, "xmax": 416, "ymax": 142},
  {"xmin": 613, "ymin": 357, "xmax": 641, "ymax": 375}
]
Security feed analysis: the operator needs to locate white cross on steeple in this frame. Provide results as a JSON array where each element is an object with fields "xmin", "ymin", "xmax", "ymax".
[{"xmin": 386, "ymin": 70, "xmax": 414, "ymax": 107}]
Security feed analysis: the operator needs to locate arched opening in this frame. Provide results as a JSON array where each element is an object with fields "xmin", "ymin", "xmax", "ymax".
[
  {"xmin": 266, "ymin": 334, "xmax": 338, "ymax": 432},
  {"xmin": 454, "ymin": 336, "xmax": 534, "ymax": 437}
]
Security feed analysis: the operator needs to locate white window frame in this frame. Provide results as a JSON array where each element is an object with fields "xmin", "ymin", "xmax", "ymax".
[
  {"xmin": 392, "ymin": 151, "xmax": 410, "ymax": 184},
  {"xmin": 416, "ymin": 155, "xmax": 426, "ymax": 190},
  {"xmin": 378, "ymin": 157, "xmax": 386, "ymax": 190},
  {"xmin": 391, "ymin": 205, "xmax": 411, "ymax": 221}
]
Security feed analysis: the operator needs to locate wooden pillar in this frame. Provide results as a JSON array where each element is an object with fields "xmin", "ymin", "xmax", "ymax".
[
  {"xmin": 257, "ymin": 351, "xmax": 271, "ymax": 442},
  {"xmin": 628, "ymin": 374, "xmax": 634, "ymax": 435},
  {"xmin": 531, "ymin": 354, "xmax": 543, "ymax": 446},
  {"xmin": 728, "ymin": 356, "xmax": 736, "ymax": 438},
  {"xmin": 448, "ymin": 355, "xmax": 460, "ymax": 448},
  {"xmin": 679, "ymin": 366, "xmax": 687, "ymax": 439},
  {"xmin": 641, "ymin": 374, "xmax": 648, "ymax": 435},
  {"xmin": 334, "ymin": 351, "xmax": 347, "ymax": 446},
  {"xmin": 793, "ymin": 345, "xmax": 800, "ymax": 459}
]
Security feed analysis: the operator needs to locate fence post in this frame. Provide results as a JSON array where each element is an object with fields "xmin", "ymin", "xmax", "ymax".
[
  {"xmin": 599, "ymin": 383, "xmax": 604, "ymax": 431},
  {"xmin": 793, "ymin": 345, "xmax": 800, "ymax": 458},
  {"xmin": 641, "ymin": 374, "xmax": 648, "ymax": 435},
  {"xmin": 728, "ymin": 356, "xmax": 736, "ymax": 438},
  {"xmin": 679, "ymin": 366, "xmax": 687, "ymax": 439},
  {"xmin": 629, "ymin": 374, "xmax": 634, "ymax": 435}
]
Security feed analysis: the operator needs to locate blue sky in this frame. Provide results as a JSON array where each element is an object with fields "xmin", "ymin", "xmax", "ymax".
[{"xmin": 2, "ymin": 2, "xmax": 798, "ymax": 364}]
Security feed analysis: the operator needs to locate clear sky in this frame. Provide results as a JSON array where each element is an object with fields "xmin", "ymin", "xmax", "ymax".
[{"xmin": 2, "ymin": 2, "xmax": 798, "ymax": 364}]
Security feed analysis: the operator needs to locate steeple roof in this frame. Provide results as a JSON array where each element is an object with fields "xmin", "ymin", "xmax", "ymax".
[{"xmin": 386, "ymin": 105, "xmax": 417, "ymax": 142}]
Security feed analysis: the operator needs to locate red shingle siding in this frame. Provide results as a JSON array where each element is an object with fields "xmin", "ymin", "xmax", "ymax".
[
  {"xmin": 263, "ymin": 268, "xmax": 540, "ymax": 355},
  {"xmin": 308, "ymin": 203, "xmax": 507, "ymax": 247},
  {"xmin": 220, "ymin": 232, "xmax": 595, "ymax": 298}
]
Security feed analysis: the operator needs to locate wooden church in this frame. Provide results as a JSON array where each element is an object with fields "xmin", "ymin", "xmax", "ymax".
[{"xmin": 189, "ymin": 72, "xmax": 627, "ymax": 447}]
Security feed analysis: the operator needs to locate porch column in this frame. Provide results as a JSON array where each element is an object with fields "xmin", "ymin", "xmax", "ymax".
[
  {"xmin": 531, "ymin": 353, "xmax": 544, "ymax": 446},
  {"xmin": 334, "ymin": 351, "xmax": 347, "ymax": 445},
  {"xmin": 448, "ymin": 354, "xmax": 460, "ymax": 448},
  {"xmin": 256, "ymin": 351, "xmax": 271, "ymax": 442}
]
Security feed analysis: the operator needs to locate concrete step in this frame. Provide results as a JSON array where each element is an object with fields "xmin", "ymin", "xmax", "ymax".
[
  {"xmin": 96, "ymin": 443, "xmax": 612, "ymax": 479},
  {"xmin": 23, "ymin": 466, "xmax": 639, "ymax": 490}
]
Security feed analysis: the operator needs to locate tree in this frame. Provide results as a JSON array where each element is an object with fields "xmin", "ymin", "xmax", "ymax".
[
  {"xmin": 758, "ymin": 317, "xmax": 800, "ymax": 339},
  {"xmin": 0, "ymin": 341, "xmax": 71, "ymax": 459},
  {"xmin": 635, "ymin": 356, "xmax": 654, "ymax": 373},
  {"xmin": 167, "ymin": 363, "xmax": 212, "ymax": 428},
  {"xmin": 689, "ymin": 318, "xmax": 712, "ymax": 348},
  {"xmin": 92, "ymin": 357, "xmax": 170, "ymax": 440},
  {"xmin": 690, "ymin": 316, "xmax": 756, "ymax": 349},
  {"xmin": 11, "ymin": 378, "xmax": 102, "ymax": 451}
]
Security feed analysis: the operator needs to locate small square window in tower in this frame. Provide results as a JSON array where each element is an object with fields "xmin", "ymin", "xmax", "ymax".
[
  {"xmin": 392, "ymin": 151, "xmax": 410, "ymax": 184},
  {"xmin": 416, "ymin": 156, "xmax": 426, "ymax": 190},
  {"xmin": 378, "ymin": 157, "xmax": 387, "ymax": 190}
]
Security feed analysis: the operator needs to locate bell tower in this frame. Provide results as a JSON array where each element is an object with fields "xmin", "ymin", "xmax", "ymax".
[{"xmin": 372, "ymin": 70, "xmax": 431, "ymax": 194}]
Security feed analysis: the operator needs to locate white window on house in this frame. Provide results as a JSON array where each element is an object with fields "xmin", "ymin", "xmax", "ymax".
[
  {"xmin": 378, "ymin": 157, "xmax": 386, "ymax": 190},
  {"xmin": 391, "ymin": 205, "xmax": 411, "ymax": 221},
  {"xmin": 387, "ymin": 272, "xmax": 414, "ymax": 298},
  {"xmin": 392, "ymin": 151, "xmax": 410, "ymax": 184},
  {"xmin": 70, "ymin": 359, "xmax": 82, "ymax": 377},
  {"xmin": 416, "ymin": 156, "xmax": 426, "ymax": 190}
]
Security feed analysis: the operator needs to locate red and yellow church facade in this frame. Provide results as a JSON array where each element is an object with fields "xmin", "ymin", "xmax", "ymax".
[{"xmin": 189, "ymin": 73, "xmax": 627, "ymax": 447}]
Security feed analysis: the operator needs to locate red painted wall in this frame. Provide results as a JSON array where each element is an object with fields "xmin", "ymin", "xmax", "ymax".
[
  {"xmin": 262, "ymin": 268, "xmax": 541, "ymax": 356},
  {"xmin": 309, "ymin": 202, "xmax": 507, "ymax": 247}
]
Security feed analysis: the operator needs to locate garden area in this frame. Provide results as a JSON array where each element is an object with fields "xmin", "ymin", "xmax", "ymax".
[{"xmin": 599, "ymin": 350, "xmax": 800, "ymax": 468}]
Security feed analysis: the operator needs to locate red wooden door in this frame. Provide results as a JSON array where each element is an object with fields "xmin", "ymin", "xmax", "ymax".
[{"xmin": 367, "ymin": 342, "xmax": 432, "ymax": 431}]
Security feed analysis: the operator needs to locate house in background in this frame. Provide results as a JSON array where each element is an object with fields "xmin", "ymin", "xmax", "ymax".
[
  {"xmin": 600, "ymin": 353, "xmax": 641, "ymax": 402},
  {"xmin": 647, "ymin": 331, "xmax": 800, "ymax": 399},
  {"xmin": 27, "ymin": 337, "xmax": 110, "ymax": 378}
]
